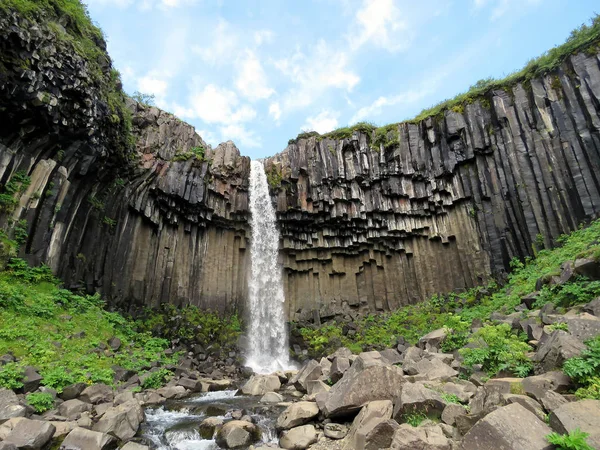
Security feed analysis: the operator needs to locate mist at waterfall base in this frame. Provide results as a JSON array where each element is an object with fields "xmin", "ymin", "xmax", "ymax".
[{"xmin": 245, "ymin": 160, "xmax": 294, "ymax": 374}]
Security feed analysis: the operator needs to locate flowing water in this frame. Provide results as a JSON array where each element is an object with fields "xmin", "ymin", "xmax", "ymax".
[
  {"xmin": 141, "ymin": 390, "xmax": 283, "ymax": 449},
  {"xmin": 246, "ymin": 160, "xmax": 293, "ymax": 374}
]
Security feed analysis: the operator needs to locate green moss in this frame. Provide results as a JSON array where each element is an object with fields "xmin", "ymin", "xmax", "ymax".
[
  {"xmin": 172, "ymin": 146, "xmax": 206, "ymax": 162},
  {"xmin": 266, "ymin": 164, "xmax": 283, "ymax": 189}
]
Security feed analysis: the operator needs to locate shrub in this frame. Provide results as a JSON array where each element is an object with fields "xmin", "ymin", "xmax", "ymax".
[
  {"xmin": 440, "ymin": 393, "xmax": 462, "ymax": 404},
  {"xmin": 141, "ymin": 368, "xmax": 172, "ymax": 389},
  {"xmin": 563, "ymin": 336, "xmax": 600, "ymax": 399},
  {"xmin": 40, "ymin": 366, "xmax": 76, "ymax": 392},
  {"xmin": 537, "ymin": 280, "xmax": 600, "ymax": 308},
  {"xmin": 26, "ymin": 392, "xmax": 54, "ymax": 413},
  {"xmin": 440, "ymin": 315, "xmax": 470, "ymax": 353},
  {"xmin": 459, "ymin": 324, "xmax": 533, "ymax": 377},
  {"xmin": 547, "ymin": 428, "xmax": 594, "ymax": 450},
  {"xmin": 0, "ymin": 362, "xmax": 24, "ymax": 389},
  {"xmin": 402, "ymin": 412, "xmax": 428, "ymax": 427}
]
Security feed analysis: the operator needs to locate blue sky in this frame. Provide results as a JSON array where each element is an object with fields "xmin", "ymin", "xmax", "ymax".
[{"xmin": 86, "ymin": 0, "xmax": 599, "ymax": 159}]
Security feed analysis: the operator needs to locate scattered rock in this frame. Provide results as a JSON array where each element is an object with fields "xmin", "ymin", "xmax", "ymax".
[
  {"xmin": 344, "ymin": 400, "xmax": 395, "ymax": 450},
  {"xmin": 241, "ymin": 375, "xmax": 281, "ymax": 396},
  {"xmin": 79, "ymin": 384, "xmax": 113, "ymax": 405},
  {"xmin": 279, "ymin": 425, "xmax": 317, "ymax": 450},
  {"xmin": 418, "ymin": 328, "xmax": 447, "ymax": 351},
  {"xmin": 323, "ymin": 423, "xmax": 347, "ymax": 440},
  {"xmin": 120, "ymin": 443, "xmax": 149, "ymax": 450},
  {"xmin": 549, "ymin": 399, "xmax": 600, "ymax": 449},
  {"xmin": 306, "ymin": 380, "xmax": 330, "ymax": 396},
  {"xmin": 522, "ymin": 372, "xmax": 571, "ymax": 401},
  {"xmin": 22, "ymin": 366, "xmax": 43, "ymax": 393},
  {"xmin": 441, "ymin": 403, "xmax": 467, "ymax": 426},
  {"xmin": 388, "ymin": 423, "xmax": 451, "ymax": 450},
  {"xmin": 59, "ymin": 399, "xmax": 92, "ymax": 420},
  {"xmin": 0, "ymin": 389, "xmax": 26, "ymax": 422},
  {"xmin": 533, "ymin": 330, "xmax": 585, "ymax": 372},
  {"xmin": 215, "ymin": 420, "xmax": 260, "ymax": 449},
  {"xmin": 393, "ymin": 382, "xmax": 446, "ymax": 421},
  {"xmin": 59, "ymin": 383, "xmax": 88, "ymax": 402},
  {"xmin": 260, "ymin": 392, "xmax": 284, "ymax": 404},
  {"xmin": 92, "ymin": 400, "xmax": 144, "ymax": 441},
  {"xmin": 2, "ymin": 417, "xmax": 55, "ymax": 449},
  {"xmin": 59, "ymin": 427, "xmax": 116, "ymax": 450},
  {"xmin": 329, "ymin": 357, "xmax": 350, "ymax": 383},
  {"xmin": 199, "ymin": 416, "xmax": 224, "ymax": 439},
  {"xmin": 461, "ymin": 403, "xmax": 553, "ymax": 450},
  {"xmin": 290, "ymin": 360, "xmax": 323, "ymax": 393},
  {"xmin": 276, "ymin": 402, "xmax": 319, "ymax": 430}
]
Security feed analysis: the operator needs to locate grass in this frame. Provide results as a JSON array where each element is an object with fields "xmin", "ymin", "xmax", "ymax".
[
  {"xmin": 296, "ymin": 218, "xmax": 600, "ymax": 357},
  {"xmin": 172, "ymin": 146, "xmax": 206, "ymax": 162},
  {"xmin": 290, "ymin": 14, "xmax": 600, "ymax": 149},
  {"xmin": 0, "ymin": 255, "xmax": 179, "ymax": 392}
]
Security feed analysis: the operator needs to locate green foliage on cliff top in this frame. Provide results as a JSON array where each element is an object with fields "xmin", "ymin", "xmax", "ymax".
[
  {"xmin": 297, "ymin": 219, "xmax": 600, "ymax": 357},
  {"xmin": 0, "ymin": 254, "xmax": 179, "ymax": 391}
]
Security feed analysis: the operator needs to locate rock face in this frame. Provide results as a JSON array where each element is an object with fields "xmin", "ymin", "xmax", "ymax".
[{"xmin": 2, "ymin": 5, "xmax": 600, "ymax": 317}]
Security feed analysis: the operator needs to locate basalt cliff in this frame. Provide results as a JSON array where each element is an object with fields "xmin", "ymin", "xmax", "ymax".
[{"xmin": 1, "ymin": 7, "xmax": 600, "ymax": 321}]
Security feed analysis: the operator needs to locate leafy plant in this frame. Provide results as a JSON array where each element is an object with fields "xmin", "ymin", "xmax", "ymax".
[
  {"xmin": 459, "ymin": 324, "xmax": 533, "ymax": 377},
  {"xmin": 26, "ymin": 392, "xmax": 54, "ymax": 413},
  {"xmin": 440, "ymin": 314, "xmax": 470, "ymax": 352},
  {"xmin": 0, "ymin": 362, "xmax": 24, "ymax": 389},
  {"xmin": 402, "ymin": 412, "xmax": 428, "ymax": 427},
  {"xmin": 141, "ymin": 368, "xmax": 172, "ymax": 389},
  {"xmin": 40, "ymin": 366, "xmax": 76, "ymax": 392},
  {"xmin": 536, "ymin": 280, "xmax": 600, "ymax": 308},
  {"xmin": 547, "ymin": 428, "xmax": 594, "ymax": 450},
  {"xmin": 131, "ymin": 91, "xmax": 155, "ymax": 106},
  {"xmin": 548, "ymin": 322, "xmax": 569, "ymax": 332},
  {"xmin": 563, "ymin": 336, "xmax": 600, "ymax": 399},
  {"xmin": 440, "ymin": 393, "xmax": 462, "ymax": 404}
]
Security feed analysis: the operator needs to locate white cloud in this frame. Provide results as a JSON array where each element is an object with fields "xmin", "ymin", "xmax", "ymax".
[
  {"xmin": 269, "ymin": 102, "xmax": 282, "ymax": 122},
  {"xmin": 254, "ymin": 29, "xmax": 274, "ymax": 46},
  {"xmin": 173, "ymin": 84, "xmax": 256, "ymax": 124},
  {"xmin": 473, "ymin": 0, "xmax": 542, "ymax": 20},
  {"xmin": 275, "ymin": 40, "xmax": 359, "ymax": 112},
  {"xmin": 137, "ymin": 74, "xmax": 169, "ymax": 107},
  {"xmin": 219, "ymin": 124, "xmax": 262, "ymax": 148},
  {"xmin": 350, "ymin": 89, "xmax": 431, "ymax": 123},
  {"xmin": 302, "ymin": 110, "xmax": 340, "ymax": 134},
  {"xmin": 349, "ymin": 0, "xmax": 410, "ymax": 52},
  {"xmin": 235, "ymin": 51, "xmax": 275, "ymax": 101},
  {"xmin": 197, "ymin": 129, "xmax": 219, "ymax": 147},
  {"xmin": 192, "ymin": 19, "xmax": 240, "ymax": 66},
  {"xmin": 87, "ymin": 0, "xmax": 197, "ymax": 9}
]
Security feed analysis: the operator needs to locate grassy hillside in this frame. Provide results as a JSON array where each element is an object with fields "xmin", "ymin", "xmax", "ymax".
[{"xmin": 296, "ymin": 219, "xmax": 600, "ymax": 356}]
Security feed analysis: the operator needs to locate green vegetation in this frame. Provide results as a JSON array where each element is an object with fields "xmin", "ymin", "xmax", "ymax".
[
  {"xmin": 141, "ymin": 368, "xmax": 172, "ymax": 389},
  {"xmin": 26, "ymin": 392, "xmax": 54, "ymax": 413},
  {"xmin": 548, "ymin": 322, "xmax": 569, "ymax": 332},
  {"xmin": 459, "ymin": 324, "xmax": 532, "ymax": 377},
  {"xmin": 266, "ymin": 164, "xmax": 283, "ymax": 189},
  {"xmin": 535, "ymin": 279, "xmax": 600, "ymax": 309},
  {"xmin": 0, "ymin": 255, "xmax": 179, "ymax": 392},
  {"xmin": 131, "ymin": 91, "xmax": 156, "ymax": 107},
  {"xmin": 402, "ymin": 412, "xmax": 428, "ymax": 427},
  {"xmin": 440, "ymin": 393, "xmax": 462, "ymax": 404},
  {"xmin": 547, "ymin": 429, "xmax": 594, "ymax": 450},
  {"xmin": 0, "ymin": 171, "xmax": 31, "ymax": 213},
  {"xmin": 172, "ymin": 146, "xmax": 206, "ymax": 162},
  {"xmin": 297, "ymin": 218, "xmax": 600, "ymax": 357},
  {"xmin": 563, "ymin": 336, "xmax": 600, "ymax": 400}
]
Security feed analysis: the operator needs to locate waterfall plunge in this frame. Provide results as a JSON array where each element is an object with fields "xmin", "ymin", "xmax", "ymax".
[{"xmin": 246, "ymin": 160, "xmax": 292, "ymax": 374}]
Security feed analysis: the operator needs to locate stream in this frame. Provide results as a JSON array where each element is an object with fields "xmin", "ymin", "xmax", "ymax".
[{"xmin": 140, "ymin": 389, "xmax": 285, "ymax": 449}]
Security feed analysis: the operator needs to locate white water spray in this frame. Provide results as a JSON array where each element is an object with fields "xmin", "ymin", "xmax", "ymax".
[{"xmin": 246, "ymin": 160, "xmax": 292, "ymax": 374}]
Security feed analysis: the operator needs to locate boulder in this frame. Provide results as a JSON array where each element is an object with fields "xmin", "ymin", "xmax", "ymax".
[
  {"xmin": 279, "ymin": 425, "xmax": 317, "ymax": 450},
  {"xmin": 402, "ymin": 358, "xmax": 457, "ymax": 381},
  {"xmin": 522, "ymin": 372, "xmax": 571, "ymax": 401},
  {"xmin": 438, "ymin": 380, "xmax": 477, "ymax": 403},
  {"xmin": 59, "ymin": 383, "xmax": 87, "ymax": 401},
  {"xmin": 461, "ymin": 403, "xmax": 553, "ymax": 450},
  {"xmin": 120, "ymin": 443, "xmax": 149, "ymax": 450},
  {"xmin": 321, "ymin": 352, "xmax": 405, "ymax": 417},
  {"xmin": 327, "ymin": 347, "xmax": 353, "ymax": 361},
  {"xmin": 323, "ymin": 423, "xmax": 347, "ymax": 439},
  {"xmin": 58, "ymin": 399, "xmax": 92, "ymax": 420},
  {"xmin": 215, "ymin": 420, "xmax": 259, "ymax": 449},
  {"xmin": 49, "ymin": 421, "xmax": 78, "ymax": 439},
  {"xmin": 389, "ymin": 423, "xmax": 451, "ymax": 450},
  {"xmin": 468, "ymin": 386, "xmax": 505, "ymax": 416},
  {"xmin": 177, "ymin": 377, "xmax": 203, "ymax": 392},
  {"xmin": 343, "ymin": 400, "xmax": 394, "ymax": 450},
  {"xmin": 441, "ymin": 403, "xmax": 467, "ymax": 426},
  {"xmin": 549, "ymin": 399, "xmax": 600, "ymax": 449},
  {"xmin": 380, "ymin": 349, "xmax": 402, "ymax": 365},
  {"xmin": 539, "ymin": 390, "xmax": 568, "ymax": 413},
  {"xmin": 393, "ymin": 382, "xmax": 446, "ymax": 421},
  {"xmin": 276, "ymin": 402, "xmax": 319, "ymax": 430},
  {"xmin": 402, "ymin": 347, "xmax": 423, "ymax": 364},
  {"xmin": 59, "ymin": 427, "xmax": 116, "ymax": 450},
  {"xmin": 561, "ymin": 313, "xmax": 600, "ymax": 341},
  {"xmin": 79, "ymin": 384, "xmax": 113, "ymax": 405},
  {"xmin": 241, "ymin": 375, "xmax": 281, "ymax": 396},
  {"xmin": 155, "ymin": 385, "xmax": 187, "ymax": 399},
  {"xmin": 22, "ymin": 367, "xmax": 43, "ymax": 393},
  {"xmin": 290, "ymin": 360, "xmax": 322, "ymax": 393},
  {"xmin": 0, "ymin": 389, "xmax": 26, "ymax": 422},
  {"xmin": 320, "ymin": 358, "xmax": 332, "ymax": 378},
  {"xmin": 329, "ymin": 357, "xmax": 350, "ymax": 383},
  {"xmin": 133, "ymin": 391, "xmax": 165, "ymax": 406},
  {"xmin": 573, "ymin": 257, "xmax": 600, "ymax": 280},
  {"xmin": 582, "ymin": 297, "xmax": 600, "ymax": 317},
  {"xmin": 113, "ymin": 391, "xmax": 134, "ymax": 406},
  {"xmin": 0, "ymin": 443, "xmax": 17, "ymax": 450},
  {"xmin": 418, "ymin": 328, "xmax": 447, "ymax": 351},
  {"xmin": 502, "ymin": 394, "xmax": 545, "ymax": 420},
  {"xmin": 2, "ymin": 418, "xmax": 55, "ymax": 449},
  {"xmin": 199, "ymin": 416, "xmax": 224, "ymax": 439},
  {"xmin": 306, "ymin": 380, "xmax": 330, "ymax": 396},
  {"xmin": 92, "ymin": 401, "xmax": 144, "ymax": 441},
  {"xmin": 260, "ymin": 392, "xmax": 284, "ymax": 404},
  {"xmin": 533, "ymin": 330, "xmax": 585, "ymax": 372}
]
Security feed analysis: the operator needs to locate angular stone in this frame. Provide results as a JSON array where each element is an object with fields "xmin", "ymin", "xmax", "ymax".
[
  {"xmin": 290, "ymin": 360, "xmax": 322, "ymax": 393},
  {"xmin": 329, "ymin": 357, "xmax": 350, "ymax": 383},
  {"xmin": 260, "ymin": 392, "xmax": 284, "ymax": 404},
  {"xmin": 22, "ymin": 367, "xmax": 43, "ymax": 393},
  {"xmin": 323, "ymin": 422, "xmax": 347, "ymax": 439},
  {"xmin": 2, "ymin": 418, "xmax": 55, "ymax": 449},
  {"xmin": 402, "ymin": 358, "xmax": 457, "ymax": 381},
  {"xmin": 561, "ymin": 313, "xmax": 600, "ymax": 341},
  {"xmin": 522, "ymin": 372, "xmax": 571, "ymax": 400},
  {"xmin": 549, "ymin": 399, "xmax": 600, "ymax": 449},
  {"xmin": 389, "ymin": 423, "xmax": 451, "ymax": 450},
  {"xmin": 241, "ymin": 375, "xmax": 281, "ymax": 396},
  {"xmin": 379, "ymin": 349, "xmax": 402, "ymax": 365},
  {"xmin": 215, "ymin": 420, "xmax": 260, "ymax": 449},
  {"xmin": 461, "ymin": 403, "xmax": 553, "ymax": 450},
  {"xmin": 92, "ymin": 400, "xmax": 144, "ymax": 441},
  {"xmin": 276, "ymin": 402, "xmax": 319, "ymax": 430},
  {"xmin": 582, "ymin": 297, "xmax": 600, "ymax": 317},
  {"xmin": 59, "ymin": 383, "xmax": 87, "ymax": 401},
  {"xmin": 573, "ymin": 257, "xmax": 600, "ymax": 280},
  {"xmin": 539, "ymin": 390, "xmax": 568, "ymax": 413},
  {"xmin": 533, "ymin": 330, "xmax": 585, "ymax": 372},
  {"xmin": 58, "ymin": 399, "xmax": 92, "ymax": 420},
  {"xmin": 393, "ymin": 382, "xmax": 446, "ymax": 421},
  {"xmin": 120, "ymin": 443, "xmax": 149, "ymax": 450},
  {"xmin": 279, "ymin": 425, "xmax": 317, "ymax": 450},
  {"xmin": 441, "ymin": 403, "xmax": 467, "ymax": 426},
  {"xmin": 344, "ymin": 400, "xmax": 394, "ymax": 450},
  {"xmin": 177, "ymin": 377, "xmax": 202, "ymax": 392},
  {"xmin": 0, "ymin": 389, "xmax": 26, "ymax": 422},
  {"xmin": 321, "ymin": 352, "xmax": 405, "ymax": 417},
  {"xmin": 59, "ymin": 427, "xmax": 116, "ymax": 450},
  {"xmin": 502, "ymin": 394, "xmax": 545, "ymax": 420},
  {"xmin": 418, "ymin": 328, "xmax": 447, "ymax": 351},
  {"xmin": 306, "ymin": 380, "xmax": 330, "ymax": 396},
  {"xmin": 79, "ymin": 384, "xmax": 113, "ymax": 405},
  {"xmin": 199, "ymin": 416, "xmax": 224, "ymax": 439}
]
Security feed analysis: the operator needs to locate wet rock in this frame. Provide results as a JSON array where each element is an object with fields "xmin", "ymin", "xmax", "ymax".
[
  {"xmin": 260, "ymin": 392, "xmax": 284, "ymax": 404},
  {"xmin": 279, "ymin": 425, "xmax": 317, "ymax": 450},
  {"xmin": 549, "ymin": 399, "xmax": 600, "ymax": 449},
  {"xmin": 120, "ymin": 443, "xmax": 149, "ymax": 450},
  {"xmin": 323, "ymin": 423, "xmax": 347, "ymax": 440},
  {"xmin": 215, "ymin": 420, "xmax": 260, "ymax": 449},
  {"xmin": 199, "ymin": 416, "xmax": 224, "ymax": 439},
  {"xmin": 59, "ymin": 427, "xmax": 116, "ymax": 450},
  {"xmin": 461, "ymin": 403, "xmax": 553, "ymax": 450},
  {"xmin": 276, "ymin": 402, "xmax": 319, "ymax": 430}
]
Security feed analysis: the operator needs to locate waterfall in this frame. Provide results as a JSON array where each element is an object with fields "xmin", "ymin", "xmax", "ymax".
[{"xmin": 246, "ymin": 160, "xmax": 291, "ymax": 374}]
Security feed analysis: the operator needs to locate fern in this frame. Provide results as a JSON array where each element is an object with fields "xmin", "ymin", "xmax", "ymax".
[{"xmin": 547, "ymin": 429, "xmax": 594, "ymax": 450}]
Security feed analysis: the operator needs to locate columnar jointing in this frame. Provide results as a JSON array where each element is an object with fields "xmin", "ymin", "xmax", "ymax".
[{"xmin": 246, "ymin": 160, "xmax": 292, "ymax": 373}]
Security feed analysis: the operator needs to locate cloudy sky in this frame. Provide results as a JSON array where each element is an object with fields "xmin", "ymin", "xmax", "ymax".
[{"xmin": 86, "ymin": 0, "xmax": 598, "ymax": 158}]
